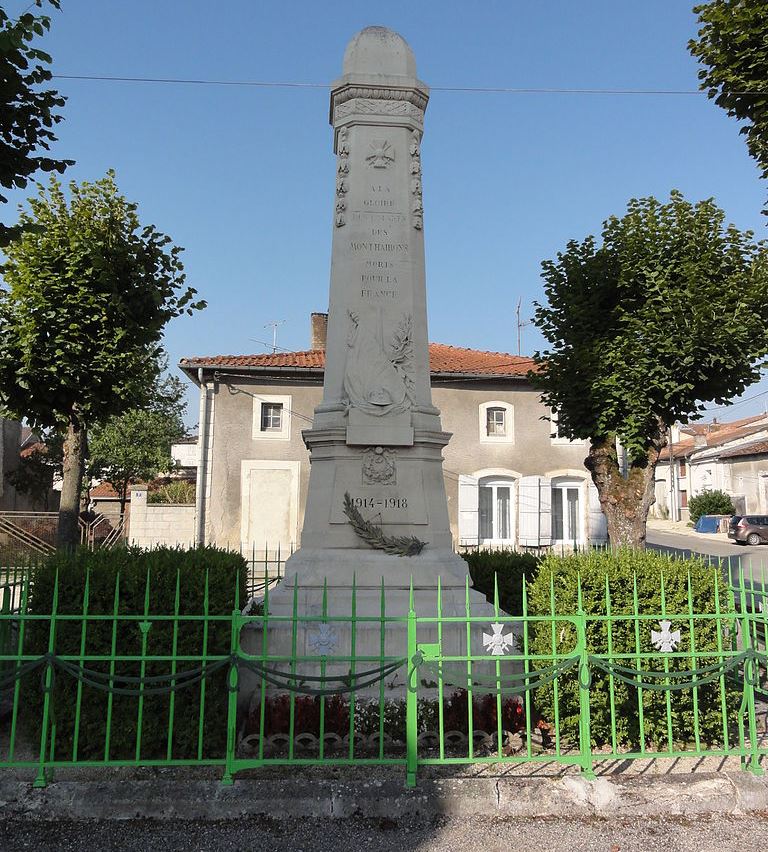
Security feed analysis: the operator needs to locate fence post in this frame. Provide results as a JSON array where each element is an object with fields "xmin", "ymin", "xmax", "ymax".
[
  {"xmin": 405, "ymin": 579, "xmax": 418, "ymax": 789},
  {"xmin": 221, "ymin": 609, "xmax": 241, "ymax": 786},
  {"xmin": 33, "ymin": 567, "xmax": 59, "ymax": 789},
  {"xmin": 575, "ymin": 607, "xmax": 595, "ymax": 780},
  {"xmin": 739, "ymin": 570, "xmax": 764, "ymax": 776}
]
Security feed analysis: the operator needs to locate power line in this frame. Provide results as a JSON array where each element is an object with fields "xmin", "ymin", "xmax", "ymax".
[
  {"xmin": 701, "ymin": 389, "xmax": 768, "ymax": 414},
  {"xmin": 50, "ymin": 74, "xmax": 768, "ymax": 96}
]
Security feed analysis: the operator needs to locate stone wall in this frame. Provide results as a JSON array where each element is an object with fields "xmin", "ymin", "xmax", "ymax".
[{"xmin": 128, "ymin": 488, "xmax": 195, "ymax": 549}]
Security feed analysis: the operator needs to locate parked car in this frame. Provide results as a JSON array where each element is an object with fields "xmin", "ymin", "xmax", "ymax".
[{"xmin": 728, "ymin": 515, "xmax": 768, "ymax": 546}]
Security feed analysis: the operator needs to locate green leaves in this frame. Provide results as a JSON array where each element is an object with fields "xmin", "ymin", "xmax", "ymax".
[
  {"xmin": 0, "ymin": 0, "xmax": 72, "ymax": 241},
  {"xmin": 0, "ymin": 174, "xmax": 204, "ymax": 433},
  {"xmin": 532, "ymin": 191, "xmax": 768, "ymax": 464},
  {"xmin": 689, "ymin": 0, "xmax": 768, "ymax": 213}
]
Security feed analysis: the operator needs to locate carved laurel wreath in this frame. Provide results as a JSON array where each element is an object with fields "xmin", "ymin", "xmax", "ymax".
[{"xmin": 343, "ymin": 492, "xmax": 426, "ymax": 557}]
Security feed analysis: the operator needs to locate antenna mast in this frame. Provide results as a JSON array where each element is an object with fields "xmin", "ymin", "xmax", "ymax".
[{"xmin": 263, "ymin": 320, "xmax": 286, "ymax": 353}]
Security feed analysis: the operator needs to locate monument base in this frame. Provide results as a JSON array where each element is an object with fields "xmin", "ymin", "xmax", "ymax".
[
  {"xmin": 237, "ymin": 548, "xmax": 519, "ymax": 708},
  {"xmin": 268, "ymin": 546, "xmax": 497, "ymax": 617}
]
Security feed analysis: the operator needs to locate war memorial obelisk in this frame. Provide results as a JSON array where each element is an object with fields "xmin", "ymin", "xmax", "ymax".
[{"xmin": 271, "ymin": 27, "xmax": 494, "ymax": 619}]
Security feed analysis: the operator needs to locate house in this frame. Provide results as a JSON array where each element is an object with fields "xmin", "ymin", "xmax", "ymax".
[
  {"xmin": 655, "ymin": 413, "xmax": 768, "ymax": 519},
  {"xmin": 178, "ymin": 314, "xmax": 607, "ymax": 552},
  {"xmin": 0, "ymin": 417, "xmax": 22, "ymax": 510}
]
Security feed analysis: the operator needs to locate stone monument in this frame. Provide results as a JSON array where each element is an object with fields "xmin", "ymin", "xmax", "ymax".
[{"xmin": 269, "ymin": 27, "xmax": 495, "ymax": 624}]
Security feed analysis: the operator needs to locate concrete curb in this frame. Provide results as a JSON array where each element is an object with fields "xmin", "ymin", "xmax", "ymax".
[{"xmin": 2, "ymin": 773, "xmax": 768, "ymax": 821}]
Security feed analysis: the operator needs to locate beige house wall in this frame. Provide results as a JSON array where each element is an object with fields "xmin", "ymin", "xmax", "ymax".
[
  {"xmin": 200, "ymin": 374, "xmax": 596, "ymax": 548},
  {"xmin": 724, "ymin": 457, "xmax": 768, "ymax": 514}
]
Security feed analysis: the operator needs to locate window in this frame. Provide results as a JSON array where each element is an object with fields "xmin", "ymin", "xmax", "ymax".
[
  {"xmin": 252, "ymin": 394, "xmax": 291, "ymax": 441},
  {"xmin": 679, "ymin": 459, "xmax": 686, "ymax": 477},
  {"xmin": 261, "ymin": 403, "xmax": 283, "ymax": 432},
  {"xmin": 478, "ymin": 401, "xmax": 514, "ymax": 444},
  {"xmin": 552, "ymin": 481, "xmax": 581, "ymax": 543},
  {"xmin": 486, "ymin": 407, "xmax": 506, "ymax": 437},
  {"xmin": 478, "ymin": 478, "xmax": 515, "ymax": 542}
]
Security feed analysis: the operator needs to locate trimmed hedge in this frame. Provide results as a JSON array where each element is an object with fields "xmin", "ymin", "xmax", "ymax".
[
  {"xmin": 462, "ymin": 549, "xmax": 541, "ymax": 616},
  {"xmin": 22, "ymin": 546, "xmax": 246, "ymax": 761},
  {"xmin": 526, "ymin": 549, "xmax": 738, "ymax": 749}
]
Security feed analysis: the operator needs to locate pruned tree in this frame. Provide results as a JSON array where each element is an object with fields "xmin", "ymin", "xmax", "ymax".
[
  {"xmin": 0, "ymin": 0, "xmax": 72, "ymax": 244},
  {"xmin": 689, "ymin": 0, "xmax": 768, "ymax": 214},
  {"xmin": 531, "ymin": 191, "xmax": 768, "ymax": 547},
  {"xmin": 0, "ymin": 173, "xmax": 205, "ymax": 548},
  {"xmin": 88, "ymin": 372, "xmax": 188, "ymax": 517}
]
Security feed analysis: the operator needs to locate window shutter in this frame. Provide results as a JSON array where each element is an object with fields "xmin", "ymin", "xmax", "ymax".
[
  {"xmin": 458, "ymin": 475, "xmax": 479, "ymax": 545},
  {"xmin": 587, "ymin": 480, "xmax": 608, "ymax": 543},
  {"xmin": 518, "ymin": 476, "xmax": 551, "ymax": 547}
]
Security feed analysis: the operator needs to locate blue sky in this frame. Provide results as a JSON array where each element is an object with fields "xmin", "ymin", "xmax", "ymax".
[{"xmin": 4, "ymin": 0, "xmax": 767, "ymax": 426}]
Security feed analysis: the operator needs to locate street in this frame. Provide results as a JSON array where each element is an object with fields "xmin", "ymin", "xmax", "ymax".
[{"xmin": 646, "ymin": 528, "xmax": 768, "ymax": 586}]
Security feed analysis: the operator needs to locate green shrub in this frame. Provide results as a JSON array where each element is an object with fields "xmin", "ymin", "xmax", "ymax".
[
  {"xmin": 148, "ymin": 480, "xmax": 196, "ymax": 504},
  {"xmin": 688, "ymin": 490, "xmax": 735, "ymax": 524},
  {"xmin": 462, "ymin": 549, "xmax": 541, "ymax": 615},
  {"xmin": 526, "ymin": 549, "xmax": 738, "ymax": 749},
  {"xmin": 22, "ymin": 546, "xmax": 246, "ymax": 761}
]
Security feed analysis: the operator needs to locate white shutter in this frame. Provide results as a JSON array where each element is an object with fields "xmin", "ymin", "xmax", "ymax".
[
  {"xmin": 587, "ymin": 480, "xmax": 608, "ymax": 544},
  {"xmin": 457, "ymin": 475, "xmax": 479, "ymax": 546},
  {"xmin": 518, "ymin": 476, "xmax": 552, "ymax": 547}
]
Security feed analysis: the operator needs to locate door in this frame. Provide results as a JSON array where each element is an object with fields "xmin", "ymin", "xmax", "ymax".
[{"xmin": 241, "ymin": 460, "xmax": 300, "ymax": 549}]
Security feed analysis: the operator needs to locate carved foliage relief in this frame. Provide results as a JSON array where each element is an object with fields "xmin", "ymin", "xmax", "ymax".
[
  {"xmin": 410, "ymin": 132, "xmax": 423, "ymax": 231},
  {"xmin": 335, "ymin": 127, "xmax": 350, "ymax": 227}
]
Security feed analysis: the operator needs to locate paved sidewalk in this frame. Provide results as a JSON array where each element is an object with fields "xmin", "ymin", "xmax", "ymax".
[{"xmin": 2, "ymin": 813, "xmax": 768, "ymax": 852}]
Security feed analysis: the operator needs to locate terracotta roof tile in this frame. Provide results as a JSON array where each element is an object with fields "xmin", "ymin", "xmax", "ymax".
[
  {"xmin": 719, "ymin": 439, "xmax": 768, "ymax": 460},
  {"xmin": 180, "ymin": 344, "xmax": 536, "ymax": 377},
  {"xmin": 660, "ymin": 418, "xmax": 768, "ymax": 460},
  {"xmin": 681, "ymin": 413, "xmax": 767, "ymax": 436}
]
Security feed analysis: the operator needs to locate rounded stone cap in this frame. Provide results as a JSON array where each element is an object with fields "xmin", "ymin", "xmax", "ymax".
[{"xmin": 342, "ymin": 26, "xmax": 416, "ymax": 78}]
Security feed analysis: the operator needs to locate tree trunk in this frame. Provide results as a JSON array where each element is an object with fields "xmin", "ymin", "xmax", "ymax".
[
  {"xmin": 56, "ymin": 415, "xmax": 86, "ymax": 550},
  {"xmin": 585, "ymin": 428, "xmax": 666, "ymax": 549}
]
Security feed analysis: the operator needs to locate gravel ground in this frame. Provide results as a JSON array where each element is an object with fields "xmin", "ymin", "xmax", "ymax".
[{"xmin": 2, "ymin": 815, "xmax": 768, "ymax": 852}]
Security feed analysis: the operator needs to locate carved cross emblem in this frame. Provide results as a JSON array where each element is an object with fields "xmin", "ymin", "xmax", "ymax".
[
  {"xmin": 307, "ymin": 623, "xmax": 338, "ymax": 655},
  {"xmin": 366, "ymin": 139, "xmax": 395, "ymax": 169},
  {"xmin": 651, "ymin": 620, "xmax": 681, "ymax": 653},
  {"xmin": 482, "ymin": 623, "xmax": 514, "ymax": 656}
]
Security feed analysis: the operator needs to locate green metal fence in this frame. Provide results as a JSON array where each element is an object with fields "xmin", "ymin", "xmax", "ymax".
[{"xmin": 2, "ymin": 559, "xmax": 768, "ymax": 788}]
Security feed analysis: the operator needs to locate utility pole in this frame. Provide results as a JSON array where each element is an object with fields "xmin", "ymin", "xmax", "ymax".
[
  {"xmin": 668, "ymin": 426, "xmax": 677, "ymax": 522},
  {"xmin": 264, "ymin": 320, "xmax": 285, "ymax": 354}
]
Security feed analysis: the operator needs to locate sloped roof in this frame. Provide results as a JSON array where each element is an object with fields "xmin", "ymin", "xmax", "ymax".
[
  {"xmin": 180, "ymin": 344, "xmax": 536, "ymax": 378},
  {"xmin": 661, "ymin": 418, "xmax": 768, "ymax": 461},
  {"xmin": 719, "ymin": 439, "xmax": 768, "ymax": 461},
  {"xmin": 681, "ymin": 413, "xmax": 767, "ymax": 436}
]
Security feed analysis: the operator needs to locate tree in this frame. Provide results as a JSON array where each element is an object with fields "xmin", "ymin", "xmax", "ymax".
[
  {"xmin": 689, "ymin": 1, "xmax": 768, "ymax": 214},
  {"xmin": 0, "ymin": 0, "xmax": 72, "ymax": 244},
  {"xmin": 0, "ymin": 173, "xmax": 205, "ymax": 548},
  {"xmin": 531, "ymin": 191, "xmax": 768, "ymax": 548},
  {"xmin": 88, "ymin": 372, "xmax": 188, "ymax": 517}
]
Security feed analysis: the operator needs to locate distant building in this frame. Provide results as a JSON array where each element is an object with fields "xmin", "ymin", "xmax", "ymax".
[
  {"xmin": 0, "ymin": 418, "xmax": 22, "ymax": 510},
  {"xmin": 655, "ymin": 414, "xmax": 768, "ymax": 519}
]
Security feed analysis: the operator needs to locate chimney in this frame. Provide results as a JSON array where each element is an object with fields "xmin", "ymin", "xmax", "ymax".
[{"xmin": 310, "ymin": 312, "xmax": 328, "ymax": 351}]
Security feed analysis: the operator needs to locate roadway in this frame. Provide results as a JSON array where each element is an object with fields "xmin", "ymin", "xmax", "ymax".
[{"xmin": 646, "ymin": 527, "xmax": 768, "ymax": 586}]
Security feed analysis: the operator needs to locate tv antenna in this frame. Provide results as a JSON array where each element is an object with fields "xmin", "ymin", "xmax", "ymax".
[
  {"xmin": 516, "ymin": 298, "xmax": 531, "ymax": 356},
  {"xmin": 264, "ymin": 320, "xmax": 286, "ymax": 353}
]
